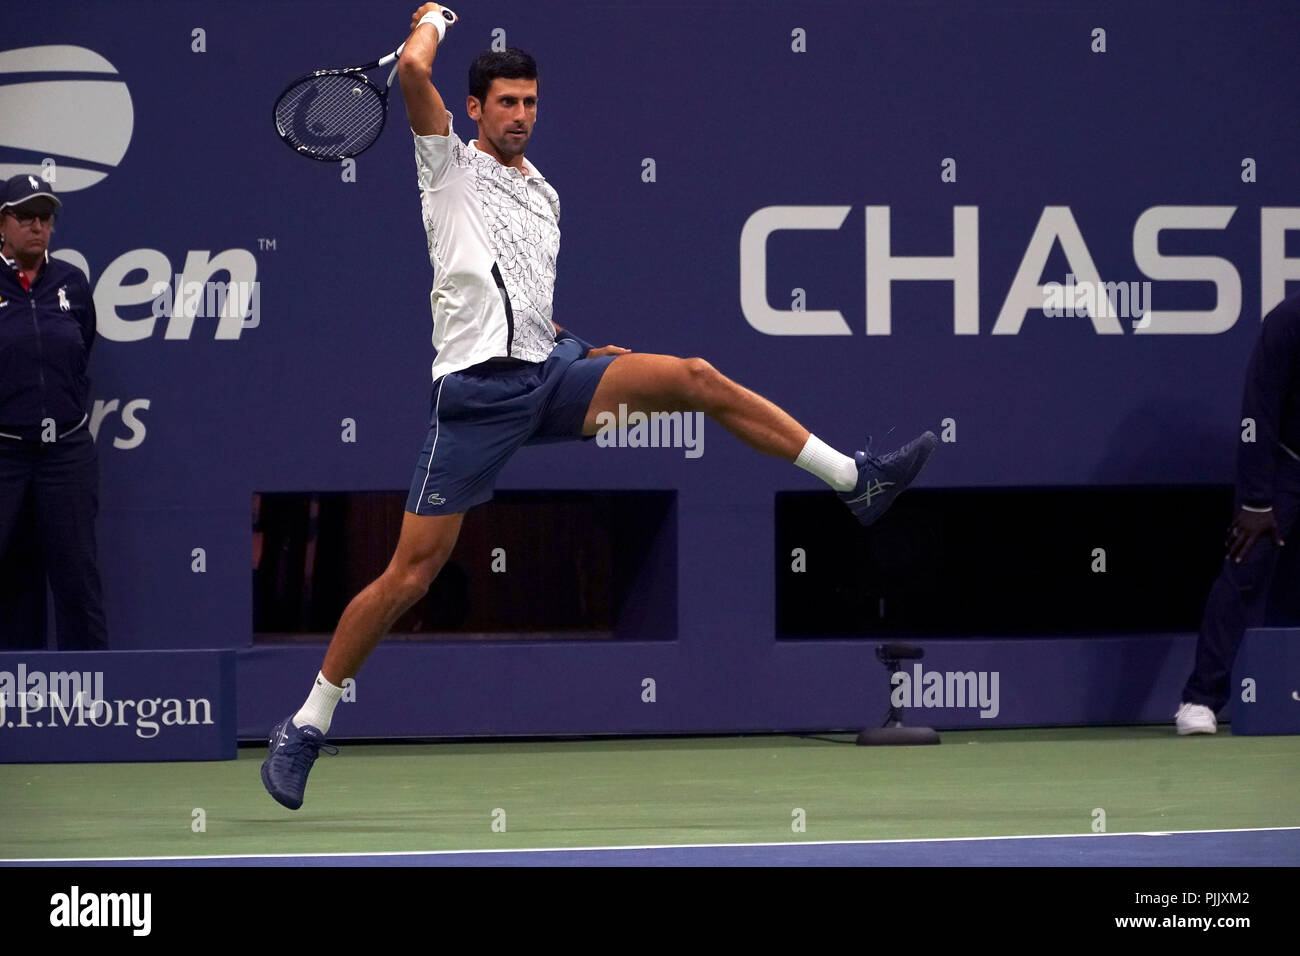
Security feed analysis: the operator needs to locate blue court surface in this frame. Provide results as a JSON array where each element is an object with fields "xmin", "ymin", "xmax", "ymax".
[{"xmin": 9, "ymin": 827, "xmax": 1297, "ymax": 867}]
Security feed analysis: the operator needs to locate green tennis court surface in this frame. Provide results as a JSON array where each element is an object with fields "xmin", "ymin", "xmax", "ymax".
[{"xmin": 2, "ymin": 728, "xmax": 1296, "ymax": 862}]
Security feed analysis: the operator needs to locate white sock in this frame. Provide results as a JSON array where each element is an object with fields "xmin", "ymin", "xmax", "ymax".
[
  {"xmin": 293, "ymin": 671, "xmax": 344, "ymax": 734},
  {"xmin": 794, "ymin": 435, "xmax": 858, "ymax": 492}
]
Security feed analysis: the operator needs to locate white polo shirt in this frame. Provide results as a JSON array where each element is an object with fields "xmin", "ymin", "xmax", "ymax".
[{"xmin": 413, "ymin": 113, "xmax": 561, "ymax": 382}]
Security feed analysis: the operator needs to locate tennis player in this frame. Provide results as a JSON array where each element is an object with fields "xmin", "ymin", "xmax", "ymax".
[{"xmin": 262, "ymin": 3, "xmax": 937, "ymax": 809}]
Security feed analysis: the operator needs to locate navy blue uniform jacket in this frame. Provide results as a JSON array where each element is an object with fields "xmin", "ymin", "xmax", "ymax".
[
  {"xmin": 0, "ymin": 256, "xmax": 96, "ymax": 441},
  {"xmin": 1238, "ymin": 290, "xmax": 1300, "ymax": 509}
]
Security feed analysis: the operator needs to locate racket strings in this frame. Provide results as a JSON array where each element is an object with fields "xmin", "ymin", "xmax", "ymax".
[{"xmin": 275, "ymin": 73, "xmax": 386, "ymax": 158}]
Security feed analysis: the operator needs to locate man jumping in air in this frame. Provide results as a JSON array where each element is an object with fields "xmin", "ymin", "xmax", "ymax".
[{"xmin": 262, "ymin": 4, "xmax": 937, "ymax": 809}]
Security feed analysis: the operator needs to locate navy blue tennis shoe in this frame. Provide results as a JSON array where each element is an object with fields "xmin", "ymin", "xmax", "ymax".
[
  {"xmin": 839, "ymin": 430, "xmax": 938, "ymax": 526},
  {"xmin": 261, "ymin": 714, "xmax": 337, "ymax": 810}
]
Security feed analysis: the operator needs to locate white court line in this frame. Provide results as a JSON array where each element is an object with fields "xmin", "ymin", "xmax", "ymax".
[{"xmin": 3, "ymin": 824, "xmax": 1298, "ymax": 864}]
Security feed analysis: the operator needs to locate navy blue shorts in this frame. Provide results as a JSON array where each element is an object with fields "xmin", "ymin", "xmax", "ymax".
[{"xmin": 406, "ymin": 338, "xmax": 617, "ymax": 515}]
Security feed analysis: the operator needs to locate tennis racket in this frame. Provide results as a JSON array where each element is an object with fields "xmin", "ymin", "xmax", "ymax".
[{"xmin": 273, "ymin": 6, "xmax": 458, "ymax": 161}]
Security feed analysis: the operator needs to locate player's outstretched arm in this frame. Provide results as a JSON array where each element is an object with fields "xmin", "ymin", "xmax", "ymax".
[{"xmin": 398, "ymin": 3, "xmax": 452, "ymax": 136}]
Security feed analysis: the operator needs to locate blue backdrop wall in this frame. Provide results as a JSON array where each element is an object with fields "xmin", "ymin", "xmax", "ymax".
[{"xmin": 3, "ymin": 0, "xmax": 1298, "ymax": 737}]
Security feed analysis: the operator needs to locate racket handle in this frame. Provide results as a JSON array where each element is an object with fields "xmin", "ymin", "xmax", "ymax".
[{"xmin": 381, "ymin": 6, "xmax": 455, "ymax": 65}]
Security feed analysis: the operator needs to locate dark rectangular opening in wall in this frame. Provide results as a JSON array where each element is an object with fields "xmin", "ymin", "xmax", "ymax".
[
  {"xmin": 254, "ymin": 490, "xmax": 676, "ymax": 641},
  {"xmin": 775, "ymin": 486, "xmax": 1256, "ymax": 638}
]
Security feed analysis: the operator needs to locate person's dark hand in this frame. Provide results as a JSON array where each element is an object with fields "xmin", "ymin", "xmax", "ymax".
[{"xmin": 1226, "ymin": 508, "xmax": 1284, "ymax": 563}]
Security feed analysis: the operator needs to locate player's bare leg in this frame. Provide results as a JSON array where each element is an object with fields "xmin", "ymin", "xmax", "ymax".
[
  {"xmin": 582, "ymin": 352, "xmax": 937, "ymax": 526},
  {"xmin": 262, "ymin": 509, "xmax": 463, "ymax": 810},
  {"xmin": 320, "ymin": 509, "xmax": 465, "ymax": 685},
  {"xmin": 581, "ymin": 353, "xmax": 809, "ymax": 458}
]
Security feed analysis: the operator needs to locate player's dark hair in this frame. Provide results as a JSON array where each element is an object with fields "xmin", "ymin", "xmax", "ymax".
[{"xmin": 468, "ymin": 47, "xmax": 538, "ymax": 104}]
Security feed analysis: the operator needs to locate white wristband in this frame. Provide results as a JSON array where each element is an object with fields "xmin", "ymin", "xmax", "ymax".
[{"xmin": 418, "ymin": 9, "xmax": 450, "ymax": 45}]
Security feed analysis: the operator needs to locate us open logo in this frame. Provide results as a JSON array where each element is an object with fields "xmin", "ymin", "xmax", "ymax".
[
  {"xmin": 1, "ymin": 44, "xmax": 262, "ymax": 343},
  {"xmin": 0, "ymin": 44, "xmax": 134, "ymax": 191}
]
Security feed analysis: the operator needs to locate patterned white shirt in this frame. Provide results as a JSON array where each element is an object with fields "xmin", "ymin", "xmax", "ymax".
[{"xmin": 413, "ymin": 113, "xmax": 561, "ymax": 381}]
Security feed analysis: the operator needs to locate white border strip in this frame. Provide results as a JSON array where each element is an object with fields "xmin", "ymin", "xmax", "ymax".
[{"xmin": 4, "ymin": 825, "xmax": 1299, "ymax": 864}]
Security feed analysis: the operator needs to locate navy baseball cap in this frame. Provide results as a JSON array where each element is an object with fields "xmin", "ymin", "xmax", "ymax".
[{"xmin": 1, "ymin": 174, "xmax": 61, "ymax": 211}]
